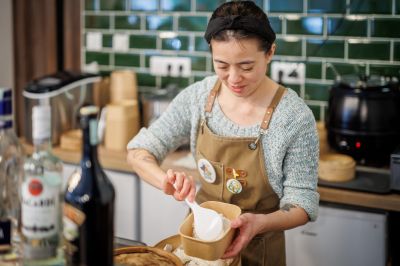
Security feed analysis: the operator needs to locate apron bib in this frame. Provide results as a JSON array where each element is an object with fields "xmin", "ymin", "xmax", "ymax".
[{"xmin": 195, "ymin": 80, "xmax": 286, "ymax": 266}]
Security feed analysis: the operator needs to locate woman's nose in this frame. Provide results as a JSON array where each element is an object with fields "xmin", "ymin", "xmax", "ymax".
[{"xmin": 228, "ymin": 68, "xmax": 242, "ymax": 83}]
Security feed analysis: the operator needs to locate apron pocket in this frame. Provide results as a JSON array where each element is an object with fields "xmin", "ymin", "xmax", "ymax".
[
  {"xmin": 241, "ymin": 235, "xmax": 265, "ymax": 266},
  {"xmin": 195, "ymin": 151, "xmax": 224, "ymax": 202}
]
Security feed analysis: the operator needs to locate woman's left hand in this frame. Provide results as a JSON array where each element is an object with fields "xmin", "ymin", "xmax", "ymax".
[{"xmin": 221, "ymin": 213, "xmax": 260, "ymax": 259}]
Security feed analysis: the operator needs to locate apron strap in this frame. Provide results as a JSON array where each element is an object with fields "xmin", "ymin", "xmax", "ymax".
[
  {"xmin": 204, "ymin": 79, "xmax": 222, "ymax": 113},
  {"xmin": 260, "ymin": 86, "xmax": 286, "ymax": 131}
]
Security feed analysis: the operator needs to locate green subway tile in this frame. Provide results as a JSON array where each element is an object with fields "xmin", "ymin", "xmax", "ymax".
[
  {"xmin": 372, "ymin": 19, "xmax": 400, "ymax": 38},
  {"xmin": 179, "ymin": 16, "xmax": 208, "ymax": 32},
  {"xmin": 325, "ymin": 63, "xmax": 366, "ymax": 80},
  {"xmin": 85, "ymin": 0, "xmax": 99, "ymax": 11},
  {"xmin": 287, "ymin": 17, "xmax": 323, "ymax": 35},
  {"xmin": 115, "ymin": 15, "xmax": 140, "ymax": 30},
  {"xmin": 196, "ymin": 0, "xmax": 225, "ymax": 11},
  {"xmin": 162, "ymin": 36, "xmax": 189, "ymax": 51},
  {"xmin": 308, "ymin": 0, "xmax": 346, "ymax": 14},
  {"xmin": 370, "ymin": 65, "xmax": 400, "ymax": 77},
  {"xmin": 327, "ymin": 18, "xmax": 367, "ymax": 37},
  {"xmin": 86, "ymin": 0, "xmax": 124, "ymax": 11},
  {"xmin": 102, "ymin": 34, "xmax": 113, "ymax": 48},
  {"xmin": 397, "ymin": 0, "xmax": 400, "ymax": 14},
  {"xmin": 99, "ymin": 70, "xmax": 111, "ymax": 77},
  {"xmin": 308, "ymin": 105, "xmax": 320, "ymax": 121},
  {"xmin": 306, "ymin": 39, "xmax": 344, "ymax": 58},
  {"xmin": 161, "ymin": 77, "xmax": 190, "ymax": 88},
  {"xmin": 129, "ymin": 35, "xmax": 157, "ymax": 49},
  {"xmin": 137, "ymin": 72, "xmax": 156, "ymax": 87},
  {"xmin": 348, "ymin": 42, "xmax": 390, "ymax": 61},
  {"xmin": 189, "ymin": 56, "xmax": 207, "ymax": 71},
  {"xmin": 305, "ymin": 83, "xmax": 330, "ymax": 101},
  {"xmin": 85, "ymin": 52, "xmax": 110, "ymax": 65},
  {"xmin": 85, "ymin": 15, "xmax": 110, "ymax": 29},
  {"xmin": 194, "ymin": 75, "xmax": 208, "ymax": 82},
  {"xmin": 275, "ymin": 39, "xmax": 302, "ymax": 56},
  {"xmin": 195, "ymin": 37, "xmax": 209, "ymax": 52},
  {"xmin": 288, "ymin": 84, "xmax": 301, "ymax": 95},
  {"xmin": 350, "ymin": 0, "xmax": 391, "ymax": 14},
  {"xmin": 394, "ymin": 42, "xmax": 400, "ymax": 61},
  {"xmin": 146, "ymin": 16, "xmax": 173, "ymax": 31},
  {"xmin": 130, "ymin": 0, "xmax": 158, "ymax": 11},
  {"xmin": 161, "ymin": 0, "xmax": 191, "ymax": 11},
  {"xmin": 269, "ymin": 16, "xmax": 282, "ymax": 34},
  {"xmin": 100, "ymin": 0, "xmax": 127, "ymax": 10},
  {"xmin": 269, "ymin": 0, "xmax": 303, "ymax": 13},
  {"xmin": 306, "ymin": 62, "xmax": 322, "ymax": 79},
  {"xmin": 114, "ymin": 53, "xmax": 140, "ymax": 67}
]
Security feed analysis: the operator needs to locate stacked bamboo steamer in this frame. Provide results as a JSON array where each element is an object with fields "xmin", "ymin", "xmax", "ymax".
[{"xmin": 317, "ymin": 121, "xmax": 356, "ymax": 182}]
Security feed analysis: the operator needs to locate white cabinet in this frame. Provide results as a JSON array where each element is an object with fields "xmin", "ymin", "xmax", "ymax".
[
  {"xmin": 62, "ymin": 163, "xmax": 140, "ymax": 241},
  {"xmin": 140, "ymin": 180, "xmax": 189, "ymax": 245},
  {"xmin": 285, "ymin": 205, "xmax": 387, "ymax": 266}
]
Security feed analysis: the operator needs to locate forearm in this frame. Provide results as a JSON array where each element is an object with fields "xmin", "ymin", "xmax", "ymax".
[
  {"xmin": 254, "ymin": 204, "xmax": 309, "ymax": 234},
  {"xmin": 126, "ymin": 149, "xmax": 166, "ymax": 189}
]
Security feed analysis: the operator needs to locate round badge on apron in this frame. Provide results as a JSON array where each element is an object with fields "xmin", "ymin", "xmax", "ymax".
[
  {"xmin": 197, "ymin": 158, "xmax": 216, "ymax": 183},
  {"xmin": 226, "ymin": 178, "xmax": 242, "ymax": 194}
]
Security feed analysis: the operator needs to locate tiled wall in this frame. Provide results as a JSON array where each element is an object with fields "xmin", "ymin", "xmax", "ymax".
[{"xmin": 83, "ymin": 0, "xmax": 400, "ymax": 121}]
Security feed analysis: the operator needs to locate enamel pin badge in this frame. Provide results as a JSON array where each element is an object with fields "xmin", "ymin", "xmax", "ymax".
[
  {"xmin": 226, "ymin": 168, "xmax": 243, "ymax": 194},
  {"xmin": 197, "ymin": 158, "xmax": 216, "ymax": 183}
]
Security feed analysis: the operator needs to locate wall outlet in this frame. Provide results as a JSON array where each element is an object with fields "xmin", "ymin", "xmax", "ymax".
[
  {"xmin": 149, "ymin": 56, "xmax": 191, "ymax": 77},
  {"xmin": 271, "ymin": 62, "xmax": 305, "ymax": 85}
]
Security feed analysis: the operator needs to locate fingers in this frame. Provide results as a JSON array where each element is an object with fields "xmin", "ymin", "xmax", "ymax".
[
  {"xmin": 221, "ymin": 234, "xmax": 248, "ymax": 258},
  {"xmin": 163, "ymin": 169, "xmax": 196, "ymax": 201}
]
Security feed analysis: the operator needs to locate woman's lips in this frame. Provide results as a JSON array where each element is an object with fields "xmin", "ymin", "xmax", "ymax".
[{"xmin": 230, "ymin": 85, "xmax": 245, "ymax": 93}]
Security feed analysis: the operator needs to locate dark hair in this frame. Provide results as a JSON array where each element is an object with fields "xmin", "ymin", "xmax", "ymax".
[{"xmin": 205, "ymin": 1, "xmax": 275, "ymax": 52}]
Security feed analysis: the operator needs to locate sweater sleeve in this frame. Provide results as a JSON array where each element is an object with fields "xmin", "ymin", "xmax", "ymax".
[
  {"xmin": 279, "ymin": 108, "xmax": 320, "ymax": 221},
  {"xmin": 126, "ymin": 87, "xmax": 194, "ymax": 163}
]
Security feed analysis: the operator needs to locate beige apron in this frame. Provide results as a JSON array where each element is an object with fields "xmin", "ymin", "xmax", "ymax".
[{"xmin": 195, "ymin": 80, "xmax": 286, "ymax": 266}]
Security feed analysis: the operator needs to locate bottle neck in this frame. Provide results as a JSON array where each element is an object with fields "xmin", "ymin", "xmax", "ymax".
[
  {"xmin": 32, "ymin": 138, "xmax": 51, "ymax": 153},
  {"xmin": 82, "ymin": 118, "xmax": 99, "ymax": 161}
]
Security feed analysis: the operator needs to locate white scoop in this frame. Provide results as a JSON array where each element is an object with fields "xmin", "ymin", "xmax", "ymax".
[
  {"xmin": 173, "ymin": 183, "xmax": 223, "ymax": 241},
  {"xmin": 184, "ymin": 199, "xmax": 224, "ymax": 241}
]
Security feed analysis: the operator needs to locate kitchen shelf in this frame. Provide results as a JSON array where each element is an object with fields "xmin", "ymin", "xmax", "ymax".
[{"xmin": 22, "ymin": 140, "xmax": 400, "ymax": 212}]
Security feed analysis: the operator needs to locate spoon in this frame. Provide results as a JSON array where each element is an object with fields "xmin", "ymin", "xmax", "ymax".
[
  {"xmin": 184, "ymin": 199, "xmax": 224, "ymax": 241},
  {"xmin": 173, "ymin": 183, "xmax": 224, "ymax": 241}
]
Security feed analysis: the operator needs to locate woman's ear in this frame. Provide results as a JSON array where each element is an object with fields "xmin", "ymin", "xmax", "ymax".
[{"xmin": 265, "ymin": 43, "xmax": 276, "ymax": 64}]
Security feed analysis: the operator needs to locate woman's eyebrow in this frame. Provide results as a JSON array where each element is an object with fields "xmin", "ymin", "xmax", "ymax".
[{"xmin": 213, "ymin": 59, "xmax": 255, "ymax": 65}]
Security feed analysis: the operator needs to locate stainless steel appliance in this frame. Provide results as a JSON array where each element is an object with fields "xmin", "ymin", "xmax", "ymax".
[
  {"xmin": 23, "ymin": 71, "xmax": 100, "ymax": 145},
  {"xmin": 326, "ymin": 74, "xmax": 400, "ymax": 166}
]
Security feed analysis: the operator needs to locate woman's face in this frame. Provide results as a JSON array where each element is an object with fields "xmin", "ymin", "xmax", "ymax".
[{"xmin": 211, "ymin": 38, "xmax": 274, "ymax": 98}]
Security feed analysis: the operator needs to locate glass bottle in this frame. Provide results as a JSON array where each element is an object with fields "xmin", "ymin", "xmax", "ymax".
[
  {"xmin": 21, "ymin": 105, "xmax": 63, "ymax": 265},
  {"xmin": 63, "ymin": 105, "xmax": 115, "ymax": 266},
  {"xmin": 0, "ymin": 88, "xmax": 24, "ymax": 262}
]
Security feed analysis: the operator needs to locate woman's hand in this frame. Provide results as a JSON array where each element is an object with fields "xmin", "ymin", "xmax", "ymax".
[
  {"xmin": 162, "ymin": 169, "xmax": 196, "ymax": 202},
  {"xmin": 221, "ymin": 213, "xmax": 260, "ymax": 259}
]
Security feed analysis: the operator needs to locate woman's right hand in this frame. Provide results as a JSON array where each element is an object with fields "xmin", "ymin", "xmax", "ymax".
[{"xmin": 162, "ymin": 169, "xmax": 196, "ymax": 202}]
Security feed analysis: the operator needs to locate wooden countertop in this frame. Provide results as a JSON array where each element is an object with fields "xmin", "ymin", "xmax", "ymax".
[{"xmin": 23, "ymin": 142, "xmax": 400, "ymax": 212}]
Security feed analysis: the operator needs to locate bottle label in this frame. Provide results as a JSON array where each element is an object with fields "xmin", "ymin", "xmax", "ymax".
[
  {"xmin": 63, "ymin": 203, "xmax": 85, "ymax": 241},
  {"xmin": 21, "ymin": 175, "xmax": 60, "ymax": 239},
  {"xmin": 0, "ymin": 220, "xmax": 11, "ymax": 250}
]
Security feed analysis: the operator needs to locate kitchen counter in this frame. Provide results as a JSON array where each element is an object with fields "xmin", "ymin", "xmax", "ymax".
[{"xmin": 23, "ymin": 142, "xmax": 400, "ymax": 212}]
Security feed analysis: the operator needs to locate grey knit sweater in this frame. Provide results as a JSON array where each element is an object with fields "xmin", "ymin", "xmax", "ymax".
[{"xmin": 127, "ymin": 75, "xmax": 320, "ymax": 221}]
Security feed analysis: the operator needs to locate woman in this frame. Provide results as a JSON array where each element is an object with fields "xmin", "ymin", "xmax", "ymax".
[{"xmin": 127, "ymin": 1, "xmax": 319, "ymax": 265}]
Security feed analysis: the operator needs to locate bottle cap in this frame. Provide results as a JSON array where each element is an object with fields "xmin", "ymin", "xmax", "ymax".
[{"xmin": 32, "ymin": 105, "xmax": 51, "ymax": 140}]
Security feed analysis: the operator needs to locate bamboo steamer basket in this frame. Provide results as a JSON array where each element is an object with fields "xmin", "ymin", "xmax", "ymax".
[
  {"xmin": 110, "ymin": 70, "xmax": 138, "ymax": 103},
  {"xmin": 317, "ymin": 121, "xmax": 330, "ymax": 155},
  {"xmin": 114, "ymin": 246, "xmax": 183, "ymax": 266},
  {"xmin": 319, "ymin": 153, "xmax": 356, "ymax": 182},
  {"xmin": 155, "ymin": 235, "xmax": 240, "ymax": 266},
  {"xmin": 178, "ymin": 201, "xmax": 241, "ymax": 261}
]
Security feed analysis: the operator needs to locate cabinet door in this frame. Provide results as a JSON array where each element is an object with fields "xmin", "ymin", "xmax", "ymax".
[
  {"xmin": 105, "ymin": 169, "xmax": 139, "ymax": 241},
  {"xmin": 140, "ymin": 180, "xmax": 189, "ymax": 245},
  {"xmin": 285, "ymin": 205, "xmax": 387, "ymax": 266}
]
